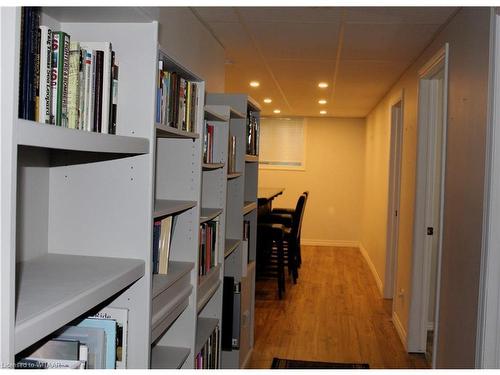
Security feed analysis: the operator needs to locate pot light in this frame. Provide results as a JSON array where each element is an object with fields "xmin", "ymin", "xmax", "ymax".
[
  {"xmin": 318, "ymin": 82, "xmax": 329, "ymax": 88},
  {"xmin": 249, "ymin": 81, "xmax": 260, "ymax": 87},
  {"xmin": 318, "ymin": 99, "xmax": 327, "ymax": 105},
  {"xmin": 263, "ymin": 98, "xmax": 272, "ymax": 103},
  {"xmin": 273, "ymin": 109, "xmax": 281, "ymax": 114},
  {"xmin": 320, "ymin": 110, "xmax": 327, "ymax": 115}
]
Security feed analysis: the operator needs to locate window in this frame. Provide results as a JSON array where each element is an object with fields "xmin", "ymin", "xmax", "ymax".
[{"xmin": 259, "ymin": 117, "xmax": 306, "ymax": 170}]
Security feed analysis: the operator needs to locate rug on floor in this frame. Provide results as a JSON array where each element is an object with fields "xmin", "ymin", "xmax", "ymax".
[{"xmin": 271, "ymin": 357, "xmax": 370, "ymax": 369}]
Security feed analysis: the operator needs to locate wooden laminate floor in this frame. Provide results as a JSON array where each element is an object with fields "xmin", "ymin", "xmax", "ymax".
[{"xmin": 249, "ymin": 245, "xmax": 429, "ymax": 369}]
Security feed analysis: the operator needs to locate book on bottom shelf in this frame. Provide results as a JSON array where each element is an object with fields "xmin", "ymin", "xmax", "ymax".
[{"xmin": 195, "ymin": 325, "xmax": 220, "ymax": 369}]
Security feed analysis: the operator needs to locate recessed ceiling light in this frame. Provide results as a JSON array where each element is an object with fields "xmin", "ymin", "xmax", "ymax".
[
  {"xmin": 318, "ymin": 99, "xmax": 327, "ymax": 105},
  {"xmin": 249, "ymin": 81, "xmax": 260, "ymax": 87},
  {"xmin": 318, "ymin": 82, "xmax": 329, "ymax": 88},
  {"xmin": 320, "ymin": 110, "xmax": 327, "ymax": 115},
  {"xmin": 273, "ymin": 109, "xmax": 281, "ymax": 114},
  {"xmin": 263, "ymin": 98, "xmax": 272, "ymax": 103}
]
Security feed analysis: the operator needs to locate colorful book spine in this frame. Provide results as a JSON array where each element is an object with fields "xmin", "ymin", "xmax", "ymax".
[
  {"xmin": 67, "ymin": 41, "xmax": 80, "ymax": 129},
  {"xmin": 38, "ymin": 26, "xmax": 52, "ymax": 124},
  {"xmin": 93, "ymin": 50, "xmax": 104, "ymax": 133},
  {"xmin": 110, "ymin": 55, "xmax": 118, "ymax": 134},
  {"xmin": 51, "ymin": 31, "xmax": 70, "ymax": 126}
]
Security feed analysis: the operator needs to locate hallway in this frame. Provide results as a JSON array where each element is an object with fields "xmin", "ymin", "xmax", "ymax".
[{"xmin": 249, "ymin": 245, "xmax": 428, "ymax": 369}]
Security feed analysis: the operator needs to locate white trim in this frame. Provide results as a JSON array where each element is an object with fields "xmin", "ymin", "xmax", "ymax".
[
  {"xmin": 408, "ymin": 44, "xmax": 449, "ymax": 361},
  {"xmin": 385, "ymin": 91, "xmax": 405, "ymax": 300},
  {"xmin": 477, "ymin": 8, "xmax": 500, "ymax": 369},
  {"xmin": 359, "ymin": 243, "xmax": 384, "ymax": 297},
  {"xmin": 392, "ymin": 311, "xmax": 409, "ymax": 351},
  {"xmin": 301, "ymin": 239, "xmax": 360, "ymax": 247}
]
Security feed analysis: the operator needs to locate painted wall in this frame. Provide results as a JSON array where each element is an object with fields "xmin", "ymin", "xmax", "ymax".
[
  {"xmin": 361, "ymin": 7, "xmax": 491, "ymax": 367},
  {"xmin": 158, "ymin": 8, "xmax": 225, "ymax": 92},
  {"xmin": 259, "ymin": 117, "xmax": 366, "ymax": 245}
]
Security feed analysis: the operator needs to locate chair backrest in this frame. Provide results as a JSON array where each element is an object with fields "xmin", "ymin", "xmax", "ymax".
[{"xmin": 291, "ymin": 194, "xmax": 307, "ymax": 238}]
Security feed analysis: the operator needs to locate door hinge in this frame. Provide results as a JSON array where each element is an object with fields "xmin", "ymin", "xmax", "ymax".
[{"xmin": 427, "ymin": 227, "xmax": 434, "ymax": 235}]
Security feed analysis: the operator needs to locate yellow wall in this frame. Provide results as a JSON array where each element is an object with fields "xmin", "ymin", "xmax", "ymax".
[
  {"xmin": 259, "ymin": 117, "xmax": 365, "ymax": 245},
  {"xmin": 361, "ymin": 8, "xmax": 491, "ymax": 367}
]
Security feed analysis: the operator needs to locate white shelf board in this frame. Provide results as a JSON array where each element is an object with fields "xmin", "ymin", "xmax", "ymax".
[
  {"xmin": 197, "ymin": 264, "xmax": 221, "ymax": 313},
  {"xmin": 15, "ymin": 253, "xmax": 144, "ymax": 354},
  {"xmin": 227, "ymin": 172, "xmax": 242, "ymax": 180},
  {"xmin": 153, "ymin": 200, "xmax": 196, "ymax": 219},
  {"xmin": 243, "ymin": 201, "xmax": 257, "ymax": 215},
  {"xmin": 230, "ymin": 108, "xmax": 245, "ymax": 119},
  {"xmin": 202, "ymin": 163, "xmax": 225, "ymax": 171},
  {"xmin": 16, "ymin": 119, "xmax": 149, "ymax": 155},
  {"xmin": 155, "ymin": 123, "xmax": 199, "ymax": 139},
  {"xmin": 245, "ymin": 154, "xmax": 259, "ymax": 163},
  {"xmin": 204, "ymin": 107, "xmax": 229, "ymax": 122},
  {"xmin": 225, "ymin": 239, "xmax": 241, "ymax": 258},
  {"xmin": 152, "ymin": 261, "xmax": 194, "ymax": 298},
  {"xmin": 151, "ymin": 345, "xmax": 190, "ymax": 369},
  {"xmin": 200, "ymin": 208, "xmax": 223, "ymax": 223},
  {"xmin": 247, "ymin": 96, "xmax": 262, "ymax": 112},
  {"xmin": 195, "ymin": 317, "xmax": 219, "ymax": 354}
]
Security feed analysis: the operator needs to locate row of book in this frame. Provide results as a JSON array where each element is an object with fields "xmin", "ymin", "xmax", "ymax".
[
  {"xmin": 152, "ymin": 216, "xmax": 175, "ymax": 275},
  {"xmin": 246, "ymin": 110, "xmax": 259, "ymax": 156},
  {"xmin": 195, "ymin": 325, "xmax": 220, "ymax": 369},
  {"xmin": 16, "ymin": 307, "xmax": 128, "ymax": 369},
  {"xmin": 156, "ymin": 60, "xmax": 198, "ymax": 132},
  {"xmin": 199, "ymin": 220, "xmax": 219, "ymax": 278},
  {"xmin": 203, "ymin": 122, "xmax": 216, "ymax": 164},
  {"xmin": 19, "ymin": 7, "xmax": 118, "ymax": 133},
  {"xmin": 228, "ymin": 135, "xmax": 237, "ymax": 174}
]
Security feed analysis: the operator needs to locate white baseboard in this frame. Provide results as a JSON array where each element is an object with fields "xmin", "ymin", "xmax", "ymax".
[
  {"xmin": 301, "ymin": 239, "xmax": 360, "ymax": 247},
  {"xmin": 358, "ymin": 243, "xmax": 384, "ymax": 296},
  {"xmin": 393, "ymin": 311, "xmax": 408, "ymax": 351}
]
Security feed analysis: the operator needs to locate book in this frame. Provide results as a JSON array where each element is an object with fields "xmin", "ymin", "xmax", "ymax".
[
  {"xmin": 158, "ymin": 216, "xmax": 173, "ymax": 274},
  {"xmin": 77, "ymin": 317, "xmax": 116, "ymax": 369},
  {"xmin": 109, "ymin": 53, "xmax": 118, "ymax": 134},
  {"xmin": 80, "ymin": 42, "xmax": 112, "ymax": 133},
  {"xmin": 152, "ymin": 220, "xmax": 161, "ymax": 274},
  {"xmin": 25, "ymin": 338, "xmax": 80, "ymax": 361},
  {"xmin": 93, "ymin": 50, "xmax": 104, "ymax": 132},
  {"xmin": 33, "ymin": 26, "xmax": 41, "ymax": 121},
  {"xmin": 81, "ymin": 49, "xmax": 92, "ymax": 131},
  {"xmin": 67, "ymin": 41, "xmax": 80, "ymax": 129},
  {"xmin": 91, "ymin": 307, "xmax": 129, "ymax": 369},
  {"xmin": 56, "ymin": 325, "xmax": 106, "ymax": 369},
  {"xmin": 38, "ymin": 26, "xmax": 52, "ymax": 124},
  {"xmin": 51, "ymin": 31, "xmax": 70, "ymax": 126}
]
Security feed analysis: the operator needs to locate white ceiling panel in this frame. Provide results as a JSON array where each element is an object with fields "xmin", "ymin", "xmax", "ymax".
[
  {"xmin": 238, "ymin": 7, "xmax": 343, "ymax": 23},
  {"xmin": 342, "ymin": 23, "xmax": 440, "ymax": 61},
  {"xmin": 345, "ymin": 7, "xmax": 456, "ymax": 25},
  {"xmin": 209, "ymin": 22, "xmax": 255, "ymax": 62},
  {"xmin": 192, "ymin": 7, "xmax": 239, "ymax": 23}
]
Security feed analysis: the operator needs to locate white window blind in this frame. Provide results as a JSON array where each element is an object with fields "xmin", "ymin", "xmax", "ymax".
[{"xmin": 259, "ymin": 117, "xmax": 306, "ymax": 170}]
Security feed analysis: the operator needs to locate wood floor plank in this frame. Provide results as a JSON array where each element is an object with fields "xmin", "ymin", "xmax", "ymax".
[{"xmin": 249, "ymin": 245, "xmax": 429, "ymax": 369}]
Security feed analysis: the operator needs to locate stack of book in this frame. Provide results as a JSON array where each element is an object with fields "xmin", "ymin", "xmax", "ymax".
[
  {"xmin": 199, "ymin": 220, "xmax": 219, "ymax": 278},
  {"xmin": 246, "ymin": 110, "xmax": 259, "ymax": 156},
  {"xmin": 203, "ymin": 122, "xmax": 215, "ymax": 163},
  {"xmin": 156, "ymin": 60, "xmax": 198, "ymax": 132},
  {"xmin": 16, "ymin": 307, "xmax": 128, "ymax": 369},
  {"xmin": 152, "ymin": 216, "xmax": 175, "ymax": 275},
  {"xmin": 195, "ymin": 325, "xmax": 220, "ymax": 369},
  {"xmin": 18, "ymin": 7, "xmax": 119, "ymax": 134}
]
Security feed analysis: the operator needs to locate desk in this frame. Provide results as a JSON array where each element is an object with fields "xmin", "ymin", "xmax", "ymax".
[{"xmin": 257, "ymin": 187, "xmax": 284, "ymax": 218}]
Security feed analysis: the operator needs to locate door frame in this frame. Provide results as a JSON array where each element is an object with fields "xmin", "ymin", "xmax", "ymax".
[
  {"xmin": 407, "ymin": 44, "xmax": 449, "ymax": 364},
  {"xmin": 477, "ymin": 8, "xmax": 500, "ymax": 368},
  {"xmin": 384, "ymin": 91, "xmax": 404, "ymax": 299}
]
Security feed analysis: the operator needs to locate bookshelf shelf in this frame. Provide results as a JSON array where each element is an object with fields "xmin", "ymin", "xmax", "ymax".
[
  {"xmin": 245, "ymin": 154, "xmax": 259, "ymax": 163},
  {"xmin": 153, "ymin": 199, "xmax": 197, "ymax": 219},
  {"xmin": 15, "ymin": 254, "xmax": 144, "ymax": 354},
  {"xmin": 152, "ymin": 262, "xmax": 194, "ymax": 298},
  {"xmin": 230, "ymin": 108, "xmax": 245, "ymax": 119},
  {"xmin": 195, "ymin": 318, "xmax": 219, "ymax": 355},
  {"xmin": 243, "ymin": 201, "xmax": 257, "ymax": 215},
  {"xmin": 204, "ymin": 106, "xmax": 229, "ymax": 122},
  {"xmin": 155, "ymin": 123, "xmax": 199, "ymax": 139},
  {"xmin": 224, "ymin": 239, "xmax": 241, "ymax": 258},
  {"xmin": 227, "ymin": 172, "xmax": 242, "ymax": 180},
  {"xmin": 151, "ymin": 346, "xmax": 190, "ymax": 369},
  {"xmin": 17, "ymin": 119, "xmax": 149, "ymax": 155},
  {"xmin": 202, "ymin": 162, "xmax": 225, "ymax": 171},
  {"xmin": 197, "ymin": 264, "xmax": 222, "ymax": 313},
  {"xmin": 200, "ymin": 208, "xmax": 223, "ymax": 223}
]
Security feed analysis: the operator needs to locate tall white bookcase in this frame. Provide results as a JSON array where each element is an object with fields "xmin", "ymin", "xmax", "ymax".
[{"xmin": 206, "ymin": 94, "xmax": 261, "ymax": 369}]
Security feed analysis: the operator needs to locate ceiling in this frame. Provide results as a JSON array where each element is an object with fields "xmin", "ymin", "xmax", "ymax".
[{"xmin": 192, "ymin": 7, "xmax": 457, "ymax": 118}]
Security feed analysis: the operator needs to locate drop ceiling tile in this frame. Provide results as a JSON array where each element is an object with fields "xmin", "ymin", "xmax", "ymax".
[
  {"xmin": 209, "ymin": 22, "xmax": 255, "ymax": 62},
  {"xmin": 345, "ymin": 7, "xmax": 457, "ymax": 25},
  {"xmin": 238, "ymin": 7, "xmax": 343, "ymax": 23},
  {"xmin": 342, "ymin": 23, "xmax": 440, "ymax": 61},
  {"xmin": 192, "ymin": 7, "xmax": 239, "ymax": 23}
]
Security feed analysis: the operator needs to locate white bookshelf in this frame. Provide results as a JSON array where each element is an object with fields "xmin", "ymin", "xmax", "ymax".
[
  {"xmin": 205, "ymin": 94, "xmax": 260, "ymax": 369},
  {"xmin": 1, "ymin": 6, "xmax": 158, "ymax": 368}
]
